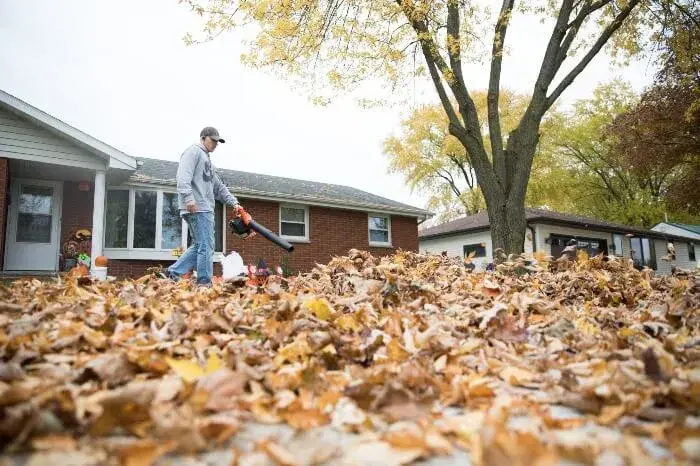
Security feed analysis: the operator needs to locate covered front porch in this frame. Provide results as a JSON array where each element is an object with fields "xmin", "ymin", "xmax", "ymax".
[
  {"xmin": 0, "ymin": 88, "xmax": 137, "ymax": 275},
  {"xmin": 0, "ymin": 158, "xmax": 132, "ymax": 275}
]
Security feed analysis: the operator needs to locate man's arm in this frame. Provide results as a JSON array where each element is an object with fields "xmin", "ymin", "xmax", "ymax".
[
  {"xmin": 177, "ymin": 146, "xmax": 198, "ymax": 211},
  {"xmin": 212, "ymin": 172, "xmax": 239, "ymax": 207}
]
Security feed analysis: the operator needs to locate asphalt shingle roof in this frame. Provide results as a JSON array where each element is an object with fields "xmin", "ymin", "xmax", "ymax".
[
  {"xmin": 670, "ymin": 223, "xmax": 700, "ymax": 235},
  {"xmin": 419, "ymin": 208, "xmax": 694, "ymax": 242},
  {"xmin": 130, "ymin": 157, "xmax": 430, "ymax": 217}
]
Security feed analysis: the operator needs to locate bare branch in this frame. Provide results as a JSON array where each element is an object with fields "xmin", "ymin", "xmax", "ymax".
[
  {"xmin": 557, "ymin": 0, "xmax": 611, "ymax": 65},
  {"xmin": 488, "ymin": 0, "xmax": 515, "ymax": 185},
  {"xmin": 546, "ymin": 0, "xmax": 642, "ymax": 109},
  {"xmin": 446, "ymin": 0, "xmax": 467, "ymax": 91}
]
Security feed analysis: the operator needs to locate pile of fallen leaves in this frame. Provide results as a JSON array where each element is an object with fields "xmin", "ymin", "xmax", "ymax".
[{"xmin": 0, "ymin": 250, "xmax": 699, "ymax": 465}]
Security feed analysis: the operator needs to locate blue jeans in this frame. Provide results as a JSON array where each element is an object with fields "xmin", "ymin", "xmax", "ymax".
[{"xmin": 167, "ymin": 212, "xmax": 214, "ymax": 285}]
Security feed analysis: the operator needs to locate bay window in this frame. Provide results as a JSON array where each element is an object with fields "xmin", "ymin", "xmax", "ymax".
[{"xmin": 104, "ymin": 188, "xmax": 225, "ymax": 259}]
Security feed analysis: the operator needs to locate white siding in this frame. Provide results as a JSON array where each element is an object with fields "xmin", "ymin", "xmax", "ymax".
[
  {"xmin": 533, "ymin": 223, "xmax": 614, "ymax": 256},
  {"xmin": 655, "ymin": 239, "xmax": 699, "ymax": 274},
  {"xmin": 651, "ymin": 223, "xmax": 700, "ymax": 241},
  {"xmin": 420, "ymin": 230, "xmax": 493, "ymax": 270},
  {"xmin": 0, "ymin": 107, "xmax": 106, "ymax": 170}
]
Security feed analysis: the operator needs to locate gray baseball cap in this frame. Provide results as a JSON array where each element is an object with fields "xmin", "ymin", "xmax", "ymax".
[{"xmin": 200, "ymin": 126, "xmax": 225, "ymax": 143}]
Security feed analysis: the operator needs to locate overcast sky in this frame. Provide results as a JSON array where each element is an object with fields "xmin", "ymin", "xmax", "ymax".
[{"xmin": 0, "ymin": 1, "xmax": 657, "ymax": 211}]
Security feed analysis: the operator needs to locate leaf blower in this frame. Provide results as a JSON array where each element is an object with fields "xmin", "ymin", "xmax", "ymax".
[{"xmin": 229, "ymin": 206, "xmax": 295, "ymax": 252}]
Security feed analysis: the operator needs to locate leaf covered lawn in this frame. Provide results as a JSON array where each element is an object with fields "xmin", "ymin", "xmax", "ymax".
[{"xmin": 0, "ymin": 250, "xmax": 699, "ymax": 465}]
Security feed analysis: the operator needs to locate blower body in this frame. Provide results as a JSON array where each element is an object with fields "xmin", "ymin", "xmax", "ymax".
[{"xmin": 229, "ymin": 208, "xmax": 294, "ymax": 252}]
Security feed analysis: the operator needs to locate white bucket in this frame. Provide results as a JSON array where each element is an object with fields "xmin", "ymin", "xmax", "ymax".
[{"xmin": 92, "ymin": 266, "xmax": 108, "ymax": 281}]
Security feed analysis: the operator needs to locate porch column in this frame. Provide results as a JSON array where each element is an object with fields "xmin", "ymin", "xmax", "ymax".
[{"xmin": 90, "ymin": 170, "xmax": 106, "ymax": 272}]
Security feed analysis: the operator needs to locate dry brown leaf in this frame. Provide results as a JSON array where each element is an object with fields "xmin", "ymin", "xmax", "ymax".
[{"xmin": 258, "ymin": 438, "xmax": 300, "ymax": 466}]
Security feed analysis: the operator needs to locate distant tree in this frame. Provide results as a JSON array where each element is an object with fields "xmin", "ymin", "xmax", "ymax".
[{"xmin": 550, "ymin": 80, "xmax": 699, "ymax": 227}]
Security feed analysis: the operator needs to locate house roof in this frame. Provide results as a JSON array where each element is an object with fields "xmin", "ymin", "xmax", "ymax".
[
  {"xmin": 0, "ymin": 89, "xmax": 137, "ymax": 170},
  {"xmin": 419, "ymin": 208, "xmax": 694, "ymax": 242},
  {"xmin": 130, "ymin": 157, "xmax": 432, "ymax": 218},
  {"xmin": 668, "ymin": 223, "xmax": 700, "ymax": 235}
]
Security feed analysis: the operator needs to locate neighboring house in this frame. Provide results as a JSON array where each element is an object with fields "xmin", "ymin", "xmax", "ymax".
[
  {"xmin": 652, "ymin": 222, "xmax": 700, "ymax": 269},
  {"xmin": 0, "ymin": 89, "xmax": 431, "ymax": 278},
  {"xmin": 419, "ymin": 209, "xmax": 699, "ymax": 275}
]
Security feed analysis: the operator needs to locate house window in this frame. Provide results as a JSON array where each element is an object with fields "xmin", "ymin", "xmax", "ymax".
[
  {"xmin": 105, "ymin": 190, "xmax": 129, "ymax": 248},
  {"xmin": 463, "ymin": 243, "xmax": 487, "ymax": 258},
  {"xmin": 133, "ymin": 190, "xmax": 157, "ymax": 248},
  {"xmin": 689, "ymin": 243, "xmax": 696, "ymax": 261},
  {"xmin": 280, "ymin": 205, "xmax": 309, "ymax": 241},
  {"xmin": 104, "ymin": 189, "xmax": 228, "ymax": 259},
  {"xmin": 161, "ymin": 192, "xmax": 181, "ymax": 249},
  {"xmin": 613, "ymin": 234, "xmax": 624, "ymax": 256},
  {"xmin": 630, "ymin": 237, "xmax": 657, "ymax": 270},
  {"xmin": 369, "ymin": 215, "xmax": 391, "ymax": 245}
]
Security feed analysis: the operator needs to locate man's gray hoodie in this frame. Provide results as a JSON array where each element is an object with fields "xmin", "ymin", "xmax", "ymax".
[{"xmin": 176, "ymin": 143, "xmax": 238, "ymax": 213}]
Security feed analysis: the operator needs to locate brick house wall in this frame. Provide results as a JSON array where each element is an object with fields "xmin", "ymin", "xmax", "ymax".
[
  {"xmin": 50, "ymin": 195, "xmax": 418, "ymax": 279},
  {"xmin": 226, "ymin": 198, "xmax": 419, "ymax": 275},
  {"xmin": 60, "ymin": 181, "xmax": 95, "ymax": 257},
  {"xmin": 0, "ymin": 158, "xmax": 9, "ymax": 269}
]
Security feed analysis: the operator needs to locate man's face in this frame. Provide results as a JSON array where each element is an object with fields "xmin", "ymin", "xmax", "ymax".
[{"xmin": 202, "ymin": 136, "xmax": 219, "ymax": 153}]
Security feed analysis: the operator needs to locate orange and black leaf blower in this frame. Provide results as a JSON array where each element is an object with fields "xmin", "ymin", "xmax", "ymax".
[{"xmin": 229, "ymin": 206, "xmax": 295, "ymax": 252}]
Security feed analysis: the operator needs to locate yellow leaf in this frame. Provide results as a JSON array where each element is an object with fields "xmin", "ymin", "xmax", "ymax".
[
  {"xmin": 205, "ymin": 353, "xmax": 223, "ymax": 373},
  {"xmin": 387, "ymin": 339, "xmax": 409, "ymax": 362},
  {"xmin": 574, "ymin": 317, "xmax": 599, "ymax": 337},
  {"xmin": 335, "ymin": 314, "xmax": 361, "ymax": 332},
  {"xmin": 305, "ymin": 298, "xmax": 334, "ymax": 321},
  {"xmin": 166, "ymin": 353, "xmax": 223, "ymax": 382}
]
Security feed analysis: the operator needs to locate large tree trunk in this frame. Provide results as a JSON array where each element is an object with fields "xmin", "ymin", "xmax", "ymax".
[{"xmin": 482, "ymin": 121, "xmax": 540, "ymax": 258}]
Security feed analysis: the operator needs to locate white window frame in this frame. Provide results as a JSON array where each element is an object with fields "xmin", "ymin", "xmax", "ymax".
[
  {"xmin": 279, "ymin": 204, "xmax": 310, "ymax": 243},
  {"xmin": 102, "ymin": 187, "xmax": 226, "ymax": 261},
  {"xmin": 368, "ymin": 213, "xmax": 392, "ymax": 247}
]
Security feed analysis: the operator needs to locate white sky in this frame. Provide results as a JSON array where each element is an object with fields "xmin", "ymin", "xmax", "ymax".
[{"xmin": 0, "ymin": 0, "xmax": 657, "ymax": 211}]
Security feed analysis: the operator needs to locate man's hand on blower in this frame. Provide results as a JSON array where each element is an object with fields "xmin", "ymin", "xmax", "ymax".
[{"xmin": 234, "ymin": 204, "xmax": 256, "ymax": 239}]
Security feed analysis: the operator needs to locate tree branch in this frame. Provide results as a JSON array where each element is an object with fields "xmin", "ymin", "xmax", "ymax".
[
  {"xmin": 546, "ymin": 0, "xmax": 642, "ymax": 109},
  {"xmin": 556, "ymin": 0, "xmax": 611, "ymax": 65},
  {"xmin": 446, "ymin": 0, "xmax": 467, "ymax": 92},
  {"xmin": 488, "ymin": 0, "xmax": 515, "ymax": 185},
  {"xmin": 435, "ymin": 170, "xmax": 462, "ymax": 199},
  {"xmin": 396, "ymin": 0, "xmax": 498, "ymax": 195},
  {"xmin": 532, "ymin": 0, "xmax": 575, "ymax": 105}
]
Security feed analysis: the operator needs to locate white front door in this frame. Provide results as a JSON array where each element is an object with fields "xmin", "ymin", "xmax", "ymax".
[{"xmin": 4, "ymin": 179, "xmax": 63, "ymax": 271}]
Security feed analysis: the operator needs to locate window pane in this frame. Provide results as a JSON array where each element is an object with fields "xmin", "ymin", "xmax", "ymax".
[
  {"xmin": 613, "ymin": 234, "xmax": 623, "ymax": 256},
  {"xmin": 281, "ymin": 222, "xmax": 305, "ymax": 237},
  {"xmin": 463, "ymin": 244, "xmax": 487, "ymax": 258},
  {"xmin": 16, "ymin": 186, "xmax": 53, "ymax": 243},
  {"xmin": 161, "ymin": 193, "xmax": 181, "ymax": 249},
  {"xmin": 370, "ymin": 229, "xmax": 389, "ymax": 243},
  {"xmin": 19, "ymin": 186, "xmax": 52, "ymax": 215},
  {"xmin": 281, "ymin": 207, "xmax": 305, "ymax": 223},
  {"xmin": 690, "ymin": 243, "xmax": 696, "ymax": 261},
  {"xmin": 133, "ymin": 191, "xmax": 157, "ymax": 248},
  {"xmin": 105, "ymin": 190, "xmax": 129, "ymax": 248},
  {"xmin": 370, "ymin": 216, "xmax": 388, "ymax": 230},
  {"xmin": 643, "ymin": 238, "xmax": 656, "ymax": 269},
  {"xmin": 630, "ymin": 237, "xmax": 643, "ymax": 268},
  {"xmin": 215, "ymin": 202, "xmax": 223, "ymax": 252}
]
